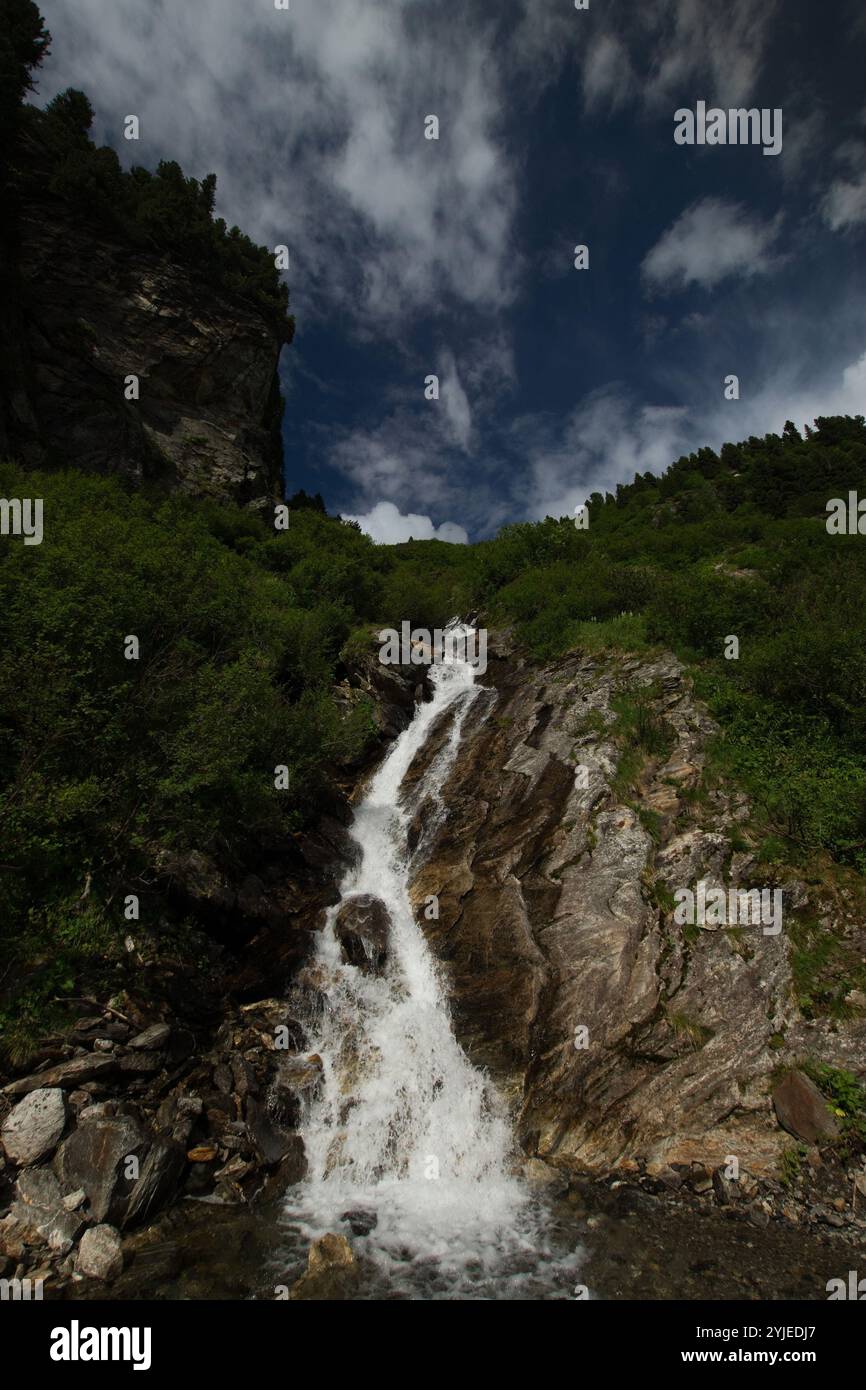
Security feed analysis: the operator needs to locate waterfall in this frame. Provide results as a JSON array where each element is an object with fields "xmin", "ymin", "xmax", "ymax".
[{"xmin": 282, "ymin": 625, "xmax": 582, "ymax": 1297}]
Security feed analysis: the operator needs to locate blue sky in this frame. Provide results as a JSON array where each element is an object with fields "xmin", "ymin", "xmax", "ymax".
[{"xmin": 35, "ymin": 0, "xmax": 866, "ymax": 541}]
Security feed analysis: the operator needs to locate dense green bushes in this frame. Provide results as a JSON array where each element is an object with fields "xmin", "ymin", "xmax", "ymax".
[
  {"xmin": 0, "ymin": 466, "xmax": 387, "ymax": 1046},
  {"xmin": 20, "ymin": 96, "xmax": 293, "ymax": 334},
  {"xmin": 696, "ymin": 678, "xmax": 866, "ymax": 872},
  {"xmin": 460, "ymin": 415, "xmax": 866, "ymax": 869}
]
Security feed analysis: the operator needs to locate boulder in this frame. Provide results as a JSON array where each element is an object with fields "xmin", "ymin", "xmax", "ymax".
[
  {"xmin": 127, "ymin": 1024, "xmax": 171, "ymax": 1051},
  {"xmin": 260, "ymin": 1138, "xmax": 307, "ymax": 1202},
  {"xmin": 267, "ymin": 1081, "xmax": 302, "ymax": 1130},
  {"xmin": 123, "ymin": 1137, "xmax": 187, "ymax": 1226},
  {"xmin": 2, "ymin": 1054, "xmax": 117, "ymax": 1097},
  {"xmin": 54, "ymin": 1114, "xmax": 144, "ymax": 1222},
  {"xmin": 118, "ymin": 1051, "xmax": 164, "ymax": 1075},
  {"xmin": 76, "ymin": 1224, "xmax": 124, "ymax": 1281},
  {"xmin": 290, "ymin": 1232, "xmax": 360, "ymax": 1300},
  {"xmin": 246, "ymin": 1096, "xmax": 296, "ymax": 1167},
  {"xmin": 155, "ymin": 1094, "xmax": 198, "ymax": 1148},
  {"xmin": 309, "ymin": 1232, "xmax": 355, "ymax": 1273},
  {"xmin": 772, "ymin": 1071, "xmax": 841, "ymax": 1144},
  {"xmin": 0, "ymin": 1213, "xmax": 27, "ymax": 1261},
  {"xmin": 72, "ymin": 1017, "xmax": 129, "ymax": 1042},
  {"xmin": 340, "ymin": 1208, "xmax": 377, "ymax": 1237},
  {"xmin": 1, "ymin": 1088, "xmax": 67, "ymax": 1165},
  {"xmin": 280, "ymin": 1054, "xmax": 323, "ymax": 1094},
  {"xmin": 9, "ymin": 1168, "xmax": 84, "ymax": 1254},
  {"xmin": 54, "ymin": 1115, "xmax": 185, "ymax": 1227},
  {"xmin": 334, "ymin": 895, "xmax": 390, "ymax": 973},
  {"xmin": 523, "ymin": 1157, "xmax": 568, "ymax": 1195}
]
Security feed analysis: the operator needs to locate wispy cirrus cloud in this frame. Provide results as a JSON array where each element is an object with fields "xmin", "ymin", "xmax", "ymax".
[
  {"xmin": 821, "ymin": 138, "xmax": 866, "ymax": 231},
  {"xmin": 509, "ymin": 0, "xmax": 781, "ymax": 113},
  {"xmin": 642, "ymin": 198, "xmax": 784, "ymax": 292},
  {"xmin": 37, "ymin": 0, "xmax": 520, "ymax": 331}
]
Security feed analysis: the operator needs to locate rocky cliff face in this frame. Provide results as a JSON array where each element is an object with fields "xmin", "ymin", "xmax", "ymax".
[
  {"xmin": 2, "ymin": 191, "xmax": 286, "ymax": 508},
  {"xmin": 408, "ymin": 632, "xmax": 866, "ymax": 1181}
]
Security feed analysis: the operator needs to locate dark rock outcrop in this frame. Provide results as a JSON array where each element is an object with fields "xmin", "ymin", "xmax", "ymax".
[
  {"xmin": 772, "ymin": 1071, "xmax": 840, "ymax": 1144},
  {"xmin": 4, "ymin": 190, "xmax": 286, "ymax": 509},
  {"xmin": 334, "ymin": 895, "xmax": 390, "ymax": 973},
  {"xmin": 54, "ymin": 1114, "xmax": 185, "ymax": 1228}
]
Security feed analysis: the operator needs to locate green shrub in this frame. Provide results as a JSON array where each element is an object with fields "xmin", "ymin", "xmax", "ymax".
[
  {"xmin": 0, "ymin": 466, "xmax": 384, "ymax": 1042},
  {"xmin": 802, "ymin": 1062, "xmax": 866, "ymax": 1149}
]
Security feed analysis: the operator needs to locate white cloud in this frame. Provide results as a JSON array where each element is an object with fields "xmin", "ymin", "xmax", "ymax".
[
  {"xmin": 342, "ymin": 501, "xmax": 468, "ymax": 545},
  {"xmin": 511, "ymin": 390, "xmax": 691, "ymax": 522},
  {"xmin": 36, "ymin": 0, "xmax": 519, "ymax": 329},
  {"xmin": 437, "ymin": 348, "xmax": 473, "ymax": 451},
  {"xmin": 641, "ymin": 0, "xmax": 779, "ymax": 110},
  {"xmin": 642, "ymin": 197, "xmax": 783, "ymax": 292},
  {"xmin": 822, "ymin": 175, "xmax": 866, "ymax": 230},
  {"xmin": 815, "ymin": 132, "xmax": 866, "ymax": 232},
  {"xmin": 582, "ymin": 34, "xmax": 633, "ymax": 113},
  {"xmin": 821, "ymin": 142, "xmax": 866, "ymax": 232},
  {"xmin": 510, "ymin": 0, "xmax": 780, "ymax": 114},
  {"xmin": 701, "ymin": 348, "xmax": 866, "ymax": 447},
  {"xmin": 514, "ymin": 345, "xmax": 866, "ymax": 525}
]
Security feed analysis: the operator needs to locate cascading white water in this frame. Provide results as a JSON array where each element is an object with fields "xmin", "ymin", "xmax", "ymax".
[{"xmin": 282, "ymin": 625, "xmax": 583, "ymax": 1297}]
